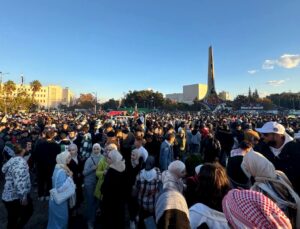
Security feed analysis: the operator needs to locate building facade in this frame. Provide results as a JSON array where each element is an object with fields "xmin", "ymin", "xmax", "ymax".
[
  {"xmin": 166, "ymin": 93, "xmax": 184, "ymax": 103},
  {"xmin": 218, "ymin": 91, "xmax": 231, "ymax": 101},
  {"xmin": 10, "ymin": 84, "xmax": 74, "ymax": 108},
  {"xmin": 183, "ymin": 84, "xmax": 207, "ymax": 104},
  {"xmin": 165, "ymin": 84, "xmax": 208, "ymax": 104}
]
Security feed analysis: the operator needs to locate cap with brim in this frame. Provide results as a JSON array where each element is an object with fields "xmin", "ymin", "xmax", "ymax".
[{"xmin": 256, "ymin": 121, "xmax": 285, "ymax": 135}]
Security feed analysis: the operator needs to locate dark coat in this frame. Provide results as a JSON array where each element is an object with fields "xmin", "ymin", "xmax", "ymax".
[
  {"xmin": 226, "ymin": 156, "xmax": 251, "ymax": 189},
  {"xmin": 68, "ymin": 157, "xmax": 84, "ymax": 205},
  {"xmin": 33, "ymin": 139, "xmax": 60, "ymax": 175},
  {"xmin": 101, "ymin": 167, "xmax": 127, "ymax": 229},
  {"xmin": 255, "ymin": 140, "xmax": 300, "ymax": 195}
]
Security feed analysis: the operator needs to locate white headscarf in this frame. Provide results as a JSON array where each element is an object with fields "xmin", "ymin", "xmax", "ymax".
[
  {"xmin": 56, "ymin": 151, "xmax": 72, "ymax": 176},
  {"xmin": 241, "ymin": 150, "xmax": 276, "ymax": 179},
  {"xmin": 68, "ymin": 143, "xmax": 78, "ymax": 164},
  {"xmin": 168, "ymin": 160, "xmax": 186, "ymax": 178},
  {"xmin": 104, "ymin": 143, "xmax": 117, "ymax": 156},
  {"xmin": 131, "ymin": 149, "xmax": 141, "ymax": 168},
  {"xmin": 92, "ymin": 143, "xmax": 102, "ymax": 154},
  {"xmin": 108, "ymin": 149, "xmax": 125, "ymax": 172}
]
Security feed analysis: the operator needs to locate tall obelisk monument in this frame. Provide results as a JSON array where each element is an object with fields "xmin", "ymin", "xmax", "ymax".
[{"xmin": 203, "ymin": 46, "xmax": 218, "ymax": 98}]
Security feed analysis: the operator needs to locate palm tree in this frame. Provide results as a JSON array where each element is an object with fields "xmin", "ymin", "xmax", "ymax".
[
  {"xmin": 30, "ymin": 80, "xmax": 42, "ymax": 101},
  {"xmin": 3, "ymin": 80, "xmax": 16, "ymax": 114}
]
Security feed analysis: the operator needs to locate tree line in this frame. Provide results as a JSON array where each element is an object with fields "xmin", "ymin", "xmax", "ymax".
[{"xmin": 70, "ymin": 89, "xmax": 300, "ymax": 112}]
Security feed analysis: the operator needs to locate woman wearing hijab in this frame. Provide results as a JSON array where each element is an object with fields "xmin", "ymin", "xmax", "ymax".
[
  {"xmin": 94, "ymin": 143, "xmax": 117, "ymax": 200},
  {"xmin": 223, "ymin": 189, "xmax": 292, "ymax": 229},
  {"xmin": 241, "ymin": 150, "xmax": 300, "ymax": 228},
  {"xmin": 101, "ymin": 149, "xmax": 126, "ymax": 229},
  {"xmin": 47, "ymin": 151, "xmax": 73, "ymax": 229},
  {"xmin": 67, "ymin": 143, "xmax": 83, "ymax": 215},
  {"xmin": 82, "ymin": 143, "xmax": 102, "ymax": 229},
  {"xmin": 155, "ymin": 187, "xmax": 190, "ymax": 229},
  {"xmin": 133, "ymin": 156, "xmax": 162, "ymax": 229},
  {"xmin": 162, "ymin": 160, "xmax": 186, "ymax": 193}
]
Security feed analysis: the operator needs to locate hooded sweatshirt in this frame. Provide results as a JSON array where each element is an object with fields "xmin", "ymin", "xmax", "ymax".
[{"xmin": 2, "ymin": 156, "xmax": 31, "ymax": 201}]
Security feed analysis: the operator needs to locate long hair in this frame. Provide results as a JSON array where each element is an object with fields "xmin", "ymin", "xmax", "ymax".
[{"xmin": 196, "ymin": 162, "xmax": 230, "ymax": 212}]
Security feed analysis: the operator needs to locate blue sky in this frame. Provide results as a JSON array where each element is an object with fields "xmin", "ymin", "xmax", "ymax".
[{"xmin": 0, "ymin": 0, "xmax": 299, "ymax": 101}]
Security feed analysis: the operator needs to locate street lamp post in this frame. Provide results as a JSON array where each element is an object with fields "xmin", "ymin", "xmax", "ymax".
[{"xmin": 92, "ymin": 92, "xmax": 97, "ymax": 114}]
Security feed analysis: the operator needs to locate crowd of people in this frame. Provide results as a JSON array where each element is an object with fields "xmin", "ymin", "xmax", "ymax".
[{"xmin": 1, "ymin": 111, "xmax": 300, "ymax": 229}]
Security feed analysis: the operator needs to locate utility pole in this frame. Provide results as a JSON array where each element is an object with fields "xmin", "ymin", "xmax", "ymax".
[{"xmin": 92, "ymin": 92, "xmax": 97, "ymax": 114}]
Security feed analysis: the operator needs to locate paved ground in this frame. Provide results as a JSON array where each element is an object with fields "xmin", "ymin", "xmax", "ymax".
[
  {"xmin": 0, "ymin": 176, "xmax": 130, "ymax": 229},
  {"xmin": 0, "ymin": 173, "xmax": 89, "ymax": 229}
]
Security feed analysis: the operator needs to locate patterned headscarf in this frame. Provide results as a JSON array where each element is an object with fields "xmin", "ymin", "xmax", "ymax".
[{"xmin": 222, "ymin": 189, "xmax": 292, "ymax": 229}]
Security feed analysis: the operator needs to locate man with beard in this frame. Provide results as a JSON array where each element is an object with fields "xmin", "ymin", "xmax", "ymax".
[
  {"xmin": 68, "ymin": 127, "xmax": 82, "ymax": 151},
  {"xmin": 255, "ymin": 121, "xmax": 300, "ymax": 195}
]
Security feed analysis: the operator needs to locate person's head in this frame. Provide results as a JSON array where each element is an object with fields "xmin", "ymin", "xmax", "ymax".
[
  {"xmin": 104, "ymin": 143, "xmax": 118, "ymax": 157},
  {"xmin": 60, "ymin": 131, "xmax": 68, "ymax": 140},
  {"xmin": 202, "ymin": 137, "xmax": 221, "ymax": 163},
  {"xmin": 165, "ymin": 132, "xmax": 176, "ymax": 145},
  {"xmin": 56, "ymin": 151, "xmax": 72, "ymax": 165},
  {"xmin": 131, "ymin": 148, "xmax": 140, "ymax": 162},
  {"xmin": 241, "ymin": 150, "xmax": 276, "ymax": 179},
  {"xmin": 106, "ymin": 131, "xmax": 116, "ymax": 141},
  {"xmin": 145, "ymin": 156, "xmax": 155, "ymax": 171},
  {"xmin": 256, "ymin": 122, "xmax": 286, "ymax": 148},
  {"xmin": 107, "ymin": 149, "xmax": 123, "ymax": 165},
  {"xmin": 63, "ymin": 123, "xmax": 68, "ymax": 130},
  {"xmin": 178, "ymin": 129, "xmax": 185, "ymax": 138},
  {"xmin": 68, "ymin": 128, "xmax": 77, "ymax": 139},
  {"xmin": 115, "ymin": 129, "xmax": 123, "ymax": 139},
  {"xmin": 243, "ymin": 129, "xmax": 260, "ymax": 147},
  {"xmin": 223, "ymin": 189, "xmax": 292, "ymax": 229},
  {"xmin": 92, "ymin": 143, "xmax": 101, "ymax": 155},
  {"xmin": 134, "ymin": 136, "xmax": 143, "ymax": 148},
  {"xmin": 45, "ymin": 128, "xmax": 55, "ymax": 140},
  {"xmin": 105, "ymin": 122, "xmax": 113, "ymax": 132},
  {"xmin": 145, "ymin": 133, "xmax": 153, "ymax": 143},
  {"xmin": 68, "ymin": 143, "xmax": 78, "ymax": 157},
  {"xmin": 14, "ymin": 143, "xmax": 26, "ymax": 157},
  {"xmin": 168, "ymin": 160, "xmax": 186, "ymax": 178},
  {"xmin": 82, "ymin": 125, "xmax": 89, "ymax": 134},
  {"xmin": 196, "ymin": 162, "xmax": 230, "ymax": 212}
]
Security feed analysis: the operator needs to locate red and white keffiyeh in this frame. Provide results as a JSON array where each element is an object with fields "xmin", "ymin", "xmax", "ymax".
[{"xmin": 222, "ymin": 189, "xmax": 292, "ymax": 229}]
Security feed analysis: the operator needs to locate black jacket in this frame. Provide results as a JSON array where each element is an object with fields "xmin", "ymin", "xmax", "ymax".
[{"xmin": 255, "ymin": 140, "xmax": 300, "ymax": 195}]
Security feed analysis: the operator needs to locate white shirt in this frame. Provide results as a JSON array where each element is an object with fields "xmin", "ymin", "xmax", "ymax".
[{"xmin": 270, "ymin": 133, "xmax": 293, "ymax": 157}]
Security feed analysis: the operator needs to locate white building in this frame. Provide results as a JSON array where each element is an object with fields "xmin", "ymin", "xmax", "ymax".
[
  {"xmin": 8, "ymin": 84, "xmax": 74, "ymax": 108},
  {"xmin": 166, "ymin": 93, "xmax": 184, "ymax": 103},
  {"xmin": 182, "ymin": 84, "xmax": 207, "ymax": 104},
  {"xmin": 218, "ymin": 91, "xmax": 231, "ymax": 101},
  {"xmin": 165, "ymin": 83, "xmax": 208, "ymax": 105}
]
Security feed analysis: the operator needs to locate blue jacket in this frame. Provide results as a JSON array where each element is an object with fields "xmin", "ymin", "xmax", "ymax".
[{"xmin": 159, "ymin": 140, "xmax": 174, "ymax": 171}]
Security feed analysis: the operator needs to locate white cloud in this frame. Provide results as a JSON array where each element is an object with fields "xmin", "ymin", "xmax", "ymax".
[
  {"xmin": 262, "ymin": 54, "xmax": 300, "ymax": 70},
  {"xmin": 262, "ymin": 60, "xmax": 276, "ymax": 70},
  {"xmin": 248, "ymin": 69, "xmax": 258, "ymax": 74},
  {"xmin": 277, "ymin": 54, "xmax": 300, "ymax": 69},
  {"xmin": 266, "ymin": 80, "xmax": 285, "ymax": 87}
]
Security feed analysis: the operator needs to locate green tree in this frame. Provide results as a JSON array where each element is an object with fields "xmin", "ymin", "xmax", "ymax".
[
  {"xmin": 30, "ymin": 80, "xmax": 42, "ymax": 101},
  {"xmin": 102, "ymin": 99, "xmax": 119, "ymax": 110},
  {"xmin": 76, "ymin": 93, "xmax": 95, "ymax": 109}
]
